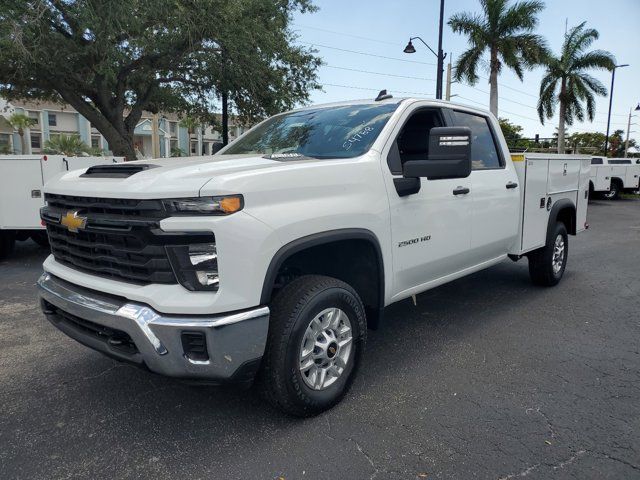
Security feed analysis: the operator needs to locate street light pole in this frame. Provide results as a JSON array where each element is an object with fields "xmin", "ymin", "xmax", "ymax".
[
  {"xmin": 604, "ymin": 64, "xmax": 629, "ymax": 157},
  {"xmin": 624, "ymin": 104, "xmax": 640, "ymax": 158},
  {"xmin": 403, "ymin": 0, "xmax": 446, "ymax": 100},
  {"xmin": 436, "ymin": 0, "xmax": 445, "ymax": 100}
]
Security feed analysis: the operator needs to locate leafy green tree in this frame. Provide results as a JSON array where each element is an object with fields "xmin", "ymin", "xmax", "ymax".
[
  {"xmin": 498, "ymin": 117, "xmax": 523, "ymax": 146},
  {"xmin": 448, "ymin": 0, "xmax": 547, "ymax": 116},
  {"xmin": 537, "ymin": 22, "xmax": 615, "ymax": 153},
  {"xmin": 44, "ymin": 134, "xmax": 91, "ymax": 156},
  {"xmin": 0, "ymin": 0, "xmax": 321, "ymax": 160},
  {"xmin": 7, "ymin": 112, "xmax": 37, "ymax": 154},
  {"xmin": 567, "ymin": 131, "xmax": 606, "ymax": 154}
]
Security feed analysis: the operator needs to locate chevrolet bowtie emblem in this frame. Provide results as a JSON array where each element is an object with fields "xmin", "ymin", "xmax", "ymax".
[{"xmin": 60, "ymin": 210, "xmax": 87, "ymax": 233}]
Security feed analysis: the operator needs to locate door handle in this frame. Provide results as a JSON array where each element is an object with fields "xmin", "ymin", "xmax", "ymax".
[
  {"xmin": 506, "ymin": 181, "xmax": 518, "ymax": 189},
  {"xmin": 453, "ymin": 186, "xmax": 470, "ymax": 196}
]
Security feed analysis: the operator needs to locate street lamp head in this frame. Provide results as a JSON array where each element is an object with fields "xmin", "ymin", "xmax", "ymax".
[
  {"xmin": 403, "ymin": 40, "xmax": 416, "ymax": 54},
  {"xmin": 615, "ymin": 64, "xmax": 630, "ymax": 69}
]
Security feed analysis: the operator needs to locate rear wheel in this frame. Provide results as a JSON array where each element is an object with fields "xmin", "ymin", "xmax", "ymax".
[
  {"xmin": 528, "ymin": 222, "xmax": 568, "ymax": 287},
  {"xmin": 257, "ymin": 275, "xmax": 366, "ymax": 417},
  {"xmin": 602, "ymin": 181, "xmax": 620, "ymax": 200},
  {"xmin": 0, "ymin": 230, "xmax": 16, "ymax": 260}
]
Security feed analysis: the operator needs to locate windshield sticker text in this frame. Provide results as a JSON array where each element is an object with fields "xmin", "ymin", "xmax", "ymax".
[{"xmin": 342, "ymin": 126, "xmax": 374, "ymax": 150}]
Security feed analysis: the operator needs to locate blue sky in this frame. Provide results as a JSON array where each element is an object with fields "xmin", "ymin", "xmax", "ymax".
[{"xmin": 291, "ymin": 0, "xmax": 640, "ymax": 141}]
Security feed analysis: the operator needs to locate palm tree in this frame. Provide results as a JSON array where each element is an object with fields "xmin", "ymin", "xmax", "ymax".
[
  {"xmin": 537, "ymin": 22, "xmax": 615, "ymax": 153},
  {"xmin": 44, "ymin": 134, "xmax": 91, "ymax": 156},
  {"xmin": 7, "ymin": 113, "xmax": 37, "ymax": 154},
  {"xmin": 448, "ymin": 0, "xmax": 547, "ymax": 117}
]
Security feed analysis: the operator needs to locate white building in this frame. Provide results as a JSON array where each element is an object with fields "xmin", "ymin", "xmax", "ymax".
[{"xmin": 0, "ymin": 98, "xmax": 248, "ymax": 158}]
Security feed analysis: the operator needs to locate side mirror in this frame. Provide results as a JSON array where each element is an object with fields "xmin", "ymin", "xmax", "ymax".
[{"xmin": 403, "ymin": 127, "xmax": 472, "ymax": 180}]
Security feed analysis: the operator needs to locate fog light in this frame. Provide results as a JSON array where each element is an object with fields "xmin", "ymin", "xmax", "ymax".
[
  {"xmin": 189, "ymin": 244, "xmax": 217, "ymax": 267},
  {"xmin": 196, "ymin": 271, "xmax": 219, "ymax": 288},
  {"xmin": 166, "ymin": 242, "xmax": 219, "ymax": 292}
]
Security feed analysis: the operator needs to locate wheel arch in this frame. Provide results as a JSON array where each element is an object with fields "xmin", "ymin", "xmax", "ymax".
[
  {"xmin": 548, "ymin": 198, "xmax": 576, "ymax": 237},
  {"xmin": 260, "ymin": 228, "xmax": 385, "ymax": 329}
]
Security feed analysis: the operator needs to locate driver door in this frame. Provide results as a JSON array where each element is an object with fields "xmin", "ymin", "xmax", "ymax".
[{"xmin": 381, "ymin": 104, "xmax": 473, "ymax": 301}]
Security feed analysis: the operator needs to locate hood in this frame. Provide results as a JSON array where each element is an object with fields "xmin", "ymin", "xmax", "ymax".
[{"xmin": 43, "ymin": 154, "xmax": 292, "ymax": 199}]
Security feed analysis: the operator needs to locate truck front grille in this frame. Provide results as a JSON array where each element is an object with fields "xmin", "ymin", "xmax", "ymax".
[{"xmin": 42, "ymin": 194, "xmax": 214, "ymax": 286}]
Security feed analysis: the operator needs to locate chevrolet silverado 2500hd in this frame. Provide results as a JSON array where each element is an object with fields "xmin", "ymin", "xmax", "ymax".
[{"xmin": 37, "ymin": 97, "xmax": 590, "ymax": 416}]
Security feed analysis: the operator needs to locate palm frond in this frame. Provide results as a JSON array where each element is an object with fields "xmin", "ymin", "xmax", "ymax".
[
  {"xmin": 574, "ymin": 72, "xmax": 607, "ymax": 96},
  {"xmin": 499, "ymin": 0, "xmax": 544, "ymax": 34},
  {"xmin": 572, "ymin": 50, "xmax": 615, "ymax": 72},
  {"xmin": 453, "ymin": 46, "xmax": 485, "ymax": 85}
]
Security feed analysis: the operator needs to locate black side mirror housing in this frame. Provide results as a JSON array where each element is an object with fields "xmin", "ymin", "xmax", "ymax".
[{"xmin": 403, "ymin": 127, "xmax": 472, "ymax": 180}]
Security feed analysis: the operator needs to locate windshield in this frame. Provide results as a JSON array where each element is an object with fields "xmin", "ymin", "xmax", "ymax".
[{"xmin": 222, "ymin": 103, "xmax": 399, "ymax": 159}]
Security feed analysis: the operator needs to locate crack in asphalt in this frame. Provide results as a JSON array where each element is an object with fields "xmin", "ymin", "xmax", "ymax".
[{"xmin": 498, "ymin": 450, "xmax": 586, "ymax": 479}]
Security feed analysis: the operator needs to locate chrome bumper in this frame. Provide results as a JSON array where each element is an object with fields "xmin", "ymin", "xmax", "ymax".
[{"xmin": 37, "ymin": 272, "xmax": 269, "ymax": 382}]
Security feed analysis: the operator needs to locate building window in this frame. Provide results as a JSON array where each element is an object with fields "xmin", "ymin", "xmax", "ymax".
[
  {"xmin": 190, "ymin": 141, "xmax": 198, "ymax": 155},
  {"xmin": 91, "ymin": 135, "xmax": 101, "ymax": 149},
  {"xmin": 31, "ymin": 133, "xmax": 42, "ymax": 151},
  {"xmin": 169, "ymin": 121, "xmax": 177, "ymax": 136},
  {"xmin": 0, "ymin": 133, "xmax": 11, "ymax": 153},
  {"xmin": 48, "ymin": 113, "xmax": 57, "ymax": 127},
  {"xmin": 28, "ymin": 111, "xmax": 39, "ymax": 126}
]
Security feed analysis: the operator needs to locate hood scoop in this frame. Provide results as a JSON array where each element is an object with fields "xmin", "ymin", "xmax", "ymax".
[{"xmin": 80, "ymin": 164, "xmax": 159, "ymax": 178}]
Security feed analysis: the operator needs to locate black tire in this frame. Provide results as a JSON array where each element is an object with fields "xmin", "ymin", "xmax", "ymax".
[
  {"xmin": 257, "ymin": 275, "xmax": 366, "ymax": 417},
  {"xmin": 30, "ymin": 231, "xmax": 50, "ymax": 248},
  {"xmin": 603, "ymin": 180, "xmax": 620, "ymax": 200},
  {"xmin": 527, "ymin": 222, "xmax": 568, "ymax": 287},
  {"xmin": 0, "ymin": 231, "xmax": 16, "ymax": 260}
]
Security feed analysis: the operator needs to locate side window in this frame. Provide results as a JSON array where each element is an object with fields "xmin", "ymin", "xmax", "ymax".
[
  {"xmin": 388, "ymin": 109, "xmax": 443, "ymax": 174},
  {"xmin": 591, "ymin": 158, "xmax": 603, "ymax": 165},
  {"xmin": 454, "ymin": 111, "xmax": 502, "ymax": 170}
]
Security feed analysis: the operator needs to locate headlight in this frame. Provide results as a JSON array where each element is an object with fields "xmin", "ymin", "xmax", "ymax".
[
  {"xmin": 162, "ymin": 195, "xmax": 243, "ymax": 215},
  {"xmin": 166, "ymin": 243, "xmax": 219, "ymax": 291}
]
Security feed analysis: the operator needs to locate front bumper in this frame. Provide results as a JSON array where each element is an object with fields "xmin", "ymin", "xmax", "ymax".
[{"xmin": 37, "ymin": 272, "xmax": 269, "ymax": 383}]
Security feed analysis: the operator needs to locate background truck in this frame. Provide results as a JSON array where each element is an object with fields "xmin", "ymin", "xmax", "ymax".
[
  {"xmin": 37, "ymin": 97, "xmax": 589, "ymax": 416},
  {"xmin": 590, "ymin": 156, "xmax": 640, "ymax": 199},
  {"xmin": 0, "ymin": 155, "xmax": 123, "ymax": 258}
]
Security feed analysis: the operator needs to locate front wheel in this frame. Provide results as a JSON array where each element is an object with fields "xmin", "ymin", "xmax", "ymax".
[
  {"xmin": 257, "ymin": 275, "xmax": 366, "ymax": 417},
  {"xmin": 527, "ymin": 222, "xmax": 568, "ymax": 287}
]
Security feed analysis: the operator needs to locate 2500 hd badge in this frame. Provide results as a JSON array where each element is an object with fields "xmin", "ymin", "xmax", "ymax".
[{"xmin": 398, "ymin": 235, "xmax": 431, "ymax": 248}]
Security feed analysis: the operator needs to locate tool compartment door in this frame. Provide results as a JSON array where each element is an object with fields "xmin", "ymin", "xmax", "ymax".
[
  {"xmin": 0, "ymin": 158, "xmax": 46, "ymax": 229},
  {"xmin": 595, "ymin": 165, "xmax": 612, "ymax": 191},
  {"xmin": 626, "ymin": 164, "xmax": 640, "ymax": 189},
  {"xmin": 548, "ymin": 159, "xmax": 581, "ymax": 194},
  {"xmin": 520, "ymin": 157, "xmax": 550, "ymax": 252}
]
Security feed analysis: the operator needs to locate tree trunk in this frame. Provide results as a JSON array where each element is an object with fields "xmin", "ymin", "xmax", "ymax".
[
  {"xmin": 557, "ymin": 80, "xmax": 567, "ymax": 154},
  {"xmin": 55, "ymin": 86, "xmax": 138, "ymax": 161},
  {"xmin": 99, "ymin": 128, "xmax": 136, "ymax": 161},
  {"xmin": 489, "ymin": 48, "xmax": 499, "ymax": 117},
  {"xmin": 19, "ymin": 130, "xmax": 26, "ymax": 155},
  {"xmin": 222, "ymin": 91, "xmax": 229, "ymax": 146}
]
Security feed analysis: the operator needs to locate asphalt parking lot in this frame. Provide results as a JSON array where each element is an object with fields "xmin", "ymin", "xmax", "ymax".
[{"xmin": 1, "ymin": 199, "xmax": 638, "ymax": 480}]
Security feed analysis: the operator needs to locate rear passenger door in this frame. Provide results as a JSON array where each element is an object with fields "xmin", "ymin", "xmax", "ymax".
[{"xmin": 453, "ymin": 110, "xmax": 520, "ymax": 262}]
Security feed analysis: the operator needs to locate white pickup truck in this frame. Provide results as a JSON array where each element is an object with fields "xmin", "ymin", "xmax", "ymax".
[
  {"xmin": 590, "ymin": 156, "xmax": 640, "ymax": 199},
  {"xmin": 37, "ymin": 97, "xmax": 590, "ymax": 416}
]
